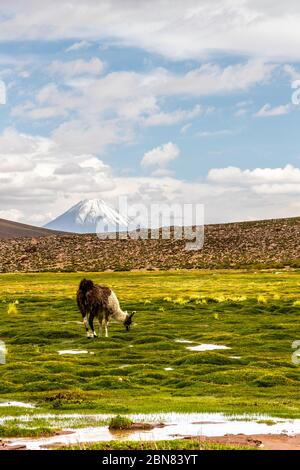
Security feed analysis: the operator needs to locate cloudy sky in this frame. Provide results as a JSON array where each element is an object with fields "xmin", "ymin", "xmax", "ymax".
[{"xmin": 1, "ymin": 0, "xmax": 300, "ymax": 225}]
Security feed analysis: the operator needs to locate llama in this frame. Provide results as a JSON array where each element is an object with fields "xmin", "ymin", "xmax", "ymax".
[{"xmin": 77, "ymin": 279, "xmax": 135, "ymax": 338}]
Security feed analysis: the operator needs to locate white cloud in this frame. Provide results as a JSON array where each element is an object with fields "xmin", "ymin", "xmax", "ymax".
[
  {"xmin": 0, "ymin": 127, "xmax": 51, "ymax": 157},
  {"xmin": 0, "ymin": 1, "xmax": 300, "ymax": 61},
  {"xmin": 0, "ymin": 127, "xmax": 115, "ymax": 224},
  {"xmin": 143, "ymin": 104, "xmax": 204, "ymax": 126},
  {"xmin": 0, "ymin": 208, "xmax": 23, "ymax": 222},
  {"xmin": 2, "ymin": 136, "xmax": 300, "ymax": 225},
  {"xmin": 151, "ymin": 168, "xmax": 175, "ymax": 177},
  {"xmin": 51, "ymin": 119, "xmax": 134, "ymax": 155},
  {"xmin": 141, "ymin": 142, "xmax": 180, "ymax": 168},
  {"xmin": 283, "ymin": 64, "xmax": 300, "ymax": 81},
  {"xmin": 0, "ymin": 79, "xmax": 6, "ymax": 104},
  {"xmin": 1, "ymin": 2, "xmax": 299, "ymax": 226},
  {"xmin": 236, "ymin": 100, "xmax": 252, "ymax": 108},
  {"xmin": 48, "ymin": 58, "xmax": 104, "ymax": 77},
  {"xmin": 103, "ymin": 163, "xmax": 300, "ymax": 225},
  {"xmin": 0, "ymin": 155, "xmax": 35, "ymax": 173},
  {"xmin": 180, "ymin": 123, "xmax": 192, "ymax": 135},
  {"xmin": 208, "ymin": 164, "xmax": 300, "ymax": 187},
  {"xmin": 18, "ymin": 70, "xmax": 30, "ymax": 78},
  {"xmin": 155, "ymin": 61, "xmax": 275, "ymax": 96},
  {"xmin": 65, "ymin": 40, "xmax": 92, "ymax": 52},
  {"xmin": 253, "ymin": 183, "xmax": 300, "ymax": 194},
  {"xmin": 11, "ymin": 103, "xmax": 68, "ymax": 120},
  {"xmin": 254, "ymin": 103, "xmax": 291, "ymax": 117},
  {"xmin": 10, "ymin": 60, "xmax": 273, "ymax": 154},
  {"xmin": 19, "ymin": 62, "xmax": 269, "ymax": 123},
  {"xmin": 235, "ymin": 108, "xmax": 248, "ymax": 117},
  {"xmin": 234, "ymin": 100, "xmax": 252, "ymax": 117},
  {"xmin": 197, "ymin": 129, "xmax": 236, "ymax": 138}
]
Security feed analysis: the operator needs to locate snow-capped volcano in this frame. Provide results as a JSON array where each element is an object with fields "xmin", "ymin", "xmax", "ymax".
[{"xmin": 45, "ymin": 199, "xmax": 130, "ymax": 234}]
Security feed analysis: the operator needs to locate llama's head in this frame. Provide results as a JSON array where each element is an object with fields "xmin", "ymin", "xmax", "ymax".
[{"xmin": 124, "ymin": 311, "xmax": 136, "ymax": 331}]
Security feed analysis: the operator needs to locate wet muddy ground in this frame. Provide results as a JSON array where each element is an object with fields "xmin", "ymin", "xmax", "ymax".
[{"xmin": 1, "ymin": 412, "xmax": 300, "ymax": 450}]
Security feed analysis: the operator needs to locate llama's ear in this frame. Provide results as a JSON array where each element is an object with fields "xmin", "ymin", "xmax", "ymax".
[{"xmin": 130, "ymin": 311, "xmax": 136, "ymax": 318}]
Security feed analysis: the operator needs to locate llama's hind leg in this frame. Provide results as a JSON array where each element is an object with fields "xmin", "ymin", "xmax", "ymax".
[
  {"xmin": 83, "ymin": 316, "xmax": 91, "ymax": 338},
  {"xmin": 88, "ymin": 312, "xmax": 97, "ymax": 338},
  {"xmin": 98, "ymin": 314, "xmax": 104, "ymax": 337}
]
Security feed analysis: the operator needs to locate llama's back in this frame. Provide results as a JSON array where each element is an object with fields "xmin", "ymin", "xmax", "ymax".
[
  {"xmin": 98, "ymin": 286, "xmax": 126, "ymax": 321},
  {"xmin": 90, "ymin": 285, "xmax": 112, "ymax": 311},
  {"xmin": 84, "ymin": 283, "xmax": 125, "ymax": 322},
  {"xmin": 91, "ymin": 285, "xmax": 120, "ymax": 314}
]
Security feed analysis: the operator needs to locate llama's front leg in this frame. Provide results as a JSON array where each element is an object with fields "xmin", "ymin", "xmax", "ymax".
[
  {"xmin": 104, "ymin": 320, "xmax": 109, "ymax": 338},
  {"xmin": 99, "ymin": 319, "xmax": 103, "ymax": 337}
]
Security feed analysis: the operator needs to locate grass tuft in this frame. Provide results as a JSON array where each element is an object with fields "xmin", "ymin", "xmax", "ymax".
[
  {"xmin": 7, "ymin": 302, "xmax": 18, "ymax": 315},
  {"xmin": 108, "ymin": 415, "xmax": 133, "ymax": 430}
]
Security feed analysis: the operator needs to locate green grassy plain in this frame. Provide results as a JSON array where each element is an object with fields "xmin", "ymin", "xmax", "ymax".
[
  {"xmin": 63, "ymin": 439, "xmax": 255, "ymax": 451},
  {"xmin": 0, "ymin": 269, "xmax": 300, "ymax": 424}
]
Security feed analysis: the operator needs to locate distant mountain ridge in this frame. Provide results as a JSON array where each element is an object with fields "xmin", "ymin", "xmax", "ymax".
[
  {"xmin": 45, "ymin": 199, "xmax": 130, "ymax": 234},
  {"xmin": 0, "ymin": 215, "xmax": 300, "ymax": 272},
  {"xmin": 0, "ymin": 218, "xmax": 63, "ymax": 239}
]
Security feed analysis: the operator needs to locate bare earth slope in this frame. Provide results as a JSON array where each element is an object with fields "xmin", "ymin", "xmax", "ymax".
[
  {"xmin": 0, "ymin": 216, "xmax": 299, "ymax": 272},
  {"xmin": 0, "ymin": 218, "xmax": 62, "ymax": 239}
]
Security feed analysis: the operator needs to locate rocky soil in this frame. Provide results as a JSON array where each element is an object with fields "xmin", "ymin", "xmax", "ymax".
[{"xmin": 0, "ymin": 217, "xmax": 299, "ymax": 272}]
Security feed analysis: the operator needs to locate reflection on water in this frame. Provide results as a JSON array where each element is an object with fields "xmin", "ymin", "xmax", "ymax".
[
  {"xmin": 186, "ymin": 344, "xmax": 231, "ymax": 351},
  {"xmin": 5, "ymin": 412, "xmax": 300, "ymax": 450},
  {"xmin": 57, "ymin": 350, "xmax": 91, "ymax": 355},
  {"xmin": 0, "ymin": 401, "xmax": 36, "ymax": 408}
]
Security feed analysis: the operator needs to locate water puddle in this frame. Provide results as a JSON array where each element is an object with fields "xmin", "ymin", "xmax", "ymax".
[
  {"xmin": 0, "ymin": 401, "xmax": 36, "ymax": 408},
  {"xmin": 186, "ymin": 344, "xmax": 231, "ymax": 352},
  {"xmin": 4, "ymin": 413, "xmax": 300, "ymax": 450},
  {"xmin": 175, "ymin": 339, "xmax": 194, "ymax": 344},
  {"xmin": 57, "ymin": 350, "xmax": 93, "ymax": 355}
]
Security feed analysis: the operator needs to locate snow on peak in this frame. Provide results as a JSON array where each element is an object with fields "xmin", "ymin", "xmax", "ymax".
[
  {"xmin": 45, "ymin": 198, "xmax": 131, "ymax": 233},
  {"xmin": 75, "ymin": 199, "xmax": 129, "ymax": 227}
]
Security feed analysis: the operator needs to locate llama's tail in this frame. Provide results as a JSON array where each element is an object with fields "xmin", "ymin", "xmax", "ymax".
[{"xmin": 78, "ymin": 278, "xmax": 94, "ymax": 294}]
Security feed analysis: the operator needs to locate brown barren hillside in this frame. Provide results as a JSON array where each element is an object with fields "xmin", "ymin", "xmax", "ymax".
[
  {"xmin": 0, "ymin": 218, "xmax": 64, "ymax": 239},
  {"xmin": 0, "ymin": 216, "xmax": 299, "ymax": 272}
]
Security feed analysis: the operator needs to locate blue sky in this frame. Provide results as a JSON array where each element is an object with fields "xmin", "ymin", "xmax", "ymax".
[{"xmin": 0, "ymin": 1, "xmax": 300, "ymax": 225}]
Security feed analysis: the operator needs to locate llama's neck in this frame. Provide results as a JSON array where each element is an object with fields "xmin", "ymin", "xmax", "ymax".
[
  {"xmin": 112, "ymin": 308, "xmax": 128, "ymax": 323},
  {"xmin": 108, "ymin": 290, "xmax": 128, "ymax": 323}
]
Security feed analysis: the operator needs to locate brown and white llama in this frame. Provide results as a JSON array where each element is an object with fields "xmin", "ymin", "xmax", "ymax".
[{"xmin": 77, "ymin": 279, "xmax": 135, "ymax": 338}]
